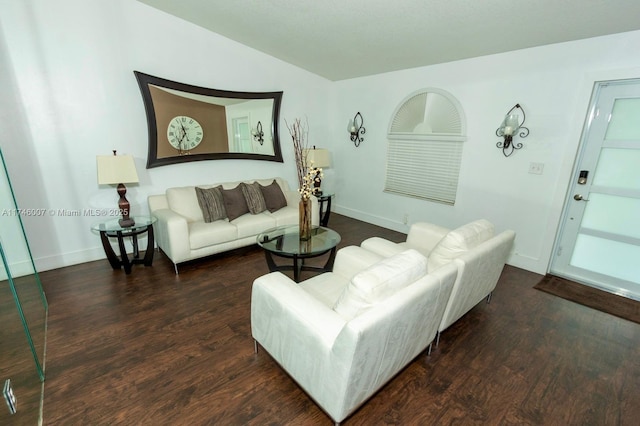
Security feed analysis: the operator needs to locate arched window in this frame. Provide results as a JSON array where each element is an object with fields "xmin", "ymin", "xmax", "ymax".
[{"xmin": 385, "ymin": 88, "xmax": 466, "ymax": 205}]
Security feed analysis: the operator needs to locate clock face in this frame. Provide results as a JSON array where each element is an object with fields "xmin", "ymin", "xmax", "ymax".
[{"xmin": 167, "ymin": 116, "xmax": 204, "ymax": 151}]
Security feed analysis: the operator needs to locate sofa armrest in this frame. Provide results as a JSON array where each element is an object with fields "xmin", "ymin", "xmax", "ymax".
[
  {"xmin": 148, "ymin": 194, "xmax": 169, "ymax": 212},
  {"xmin": 251, "ymin": 272, "xmax": 346, "ymax": 351},
  {"xmin": 251, "ymin": 272, "xmax": 352, "ymax": 422},
  {"xmin": 151, "ymin": 208, "xmax": 191, "ymax": 264},
  {"xmin": 405, "ymin": 222, "xmax": 450, "ymax": 256},
  {"xmin": 438, "ymin": 229, "xmax": 515, "ymax": 332},
  {"xmin": 283, "ymin": 188, "xmax": 300, "ymax": 207},
  {"xmin": 360, "ymin": 237, "xmax": 408, "ymax": 258},
  {"xmin": 332, "ymin": 246, "xmax": 384, "ymax": 281}
]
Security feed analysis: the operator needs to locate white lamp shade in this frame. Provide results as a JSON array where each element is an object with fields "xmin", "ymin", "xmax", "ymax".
[
  {"xmin": 303, "ymin": 148, "xmax": 331, "ymax": 168},
  {"xmin": 96, "ymin": 154, "xmax": 139, "ymax": 185}
]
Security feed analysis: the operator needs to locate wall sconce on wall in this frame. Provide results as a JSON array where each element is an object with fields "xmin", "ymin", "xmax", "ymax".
[
  {"xmin": 252, "ymin": 121, "xmax": 264, "ymax": 145},
  {"xmin": 347, "ymin": 112, "xmax": 365, "ymax": 147},
  {"xmin": 496, "ymin": 104, "xmax": 529, "ymax": 157}
]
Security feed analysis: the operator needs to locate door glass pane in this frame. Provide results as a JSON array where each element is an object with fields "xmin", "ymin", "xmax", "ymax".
[
  {"xmin": 592, "ymin": 148, "xmax": 640, "ymax": 190},
  {"xmin": 231, "ymin": 117, "xmax": 251, "ymax": 152},
  {"xmin": 571, "ymin": 234, "xmax": 640, "ymax": 283},
  {"xmin": 581, "ymin": 193, "xmax": 640, "ymax": 239},
  {"xmin": 237, "ymin": 121, "xmax": 251, "ymax": 152},
  {"xmin": 605, "ymin": 98, "xmax": 640, "ymax": 140}
]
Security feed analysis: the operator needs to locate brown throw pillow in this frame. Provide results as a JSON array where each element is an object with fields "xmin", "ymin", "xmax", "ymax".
[
  {"xmin": 195, "ymin": 186, "xmax": 227, "ymax": 223},
  {"xmin": 259, "ymin": 180, "xmax": 288, "ymax": 212},
  {"xmin": 241, "ymin": 182, "xmax": 267, "ymax": 214},
  {"xmin": 221, "ymin": 184, "xmax": 250, "ymax": 221}
]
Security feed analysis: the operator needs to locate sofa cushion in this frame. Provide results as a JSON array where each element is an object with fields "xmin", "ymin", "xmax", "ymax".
[
  {"xmin": 189, "ymin": 220, "xmax": 238, "ymax": 250},
  {"xmin": 166, "ymin": 186, "xmax": 204, "ymax": 223},
  {"xmin": 221, "ymin": 184, "xmax": 250, "ymax": 221},
  {"xmin": 333, "ymin": 249, "xmax": 427, "ymax": 320},
  {"xmin": 233, "ymin": 212, "xmax": 277, "ymax": 239},
  {"xmin": 263, "ymin": 204, "xmax": 298, "ymax": 227},
  {"xmin": 428, "ymin": 219, "xmax": 495, "ymax": 271},
  {"xmin": 259, "ymin": 179, "xmax": 288, "ymax": 212},
  {"xmin": 195, "ymin": 186, "xmax": 227, "ymax": 223},
  {"xmin": 241, "ymin": 182, "xmax": 267, "ymax": 214}
]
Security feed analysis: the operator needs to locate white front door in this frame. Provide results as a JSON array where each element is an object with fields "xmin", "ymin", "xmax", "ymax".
[{"xmin": 551, "ymin": 79, "xmax": 640, "ymax": 300}]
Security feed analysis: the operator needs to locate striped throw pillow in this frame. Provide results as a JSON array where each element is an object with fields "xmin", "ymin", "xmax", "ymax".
[{"xmin": 195, "ymin": 186, "xmax": 227, "ymax": 222}]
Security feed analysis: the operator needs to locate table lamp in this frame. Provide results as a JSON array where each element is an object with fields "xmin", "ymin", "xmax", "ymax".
[
  {"xmin": 303, "ymin": 147, "xmax": 331, "ymax": 195},
  {"xmin": 97, "ymin": 151, "xmax": 139, "ymax": 227}
]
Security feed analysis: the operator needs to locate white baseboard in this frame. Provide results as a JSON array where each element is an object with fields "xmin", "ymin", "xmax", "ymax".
[
  {"xmin": 32, "ymin": 235, "xmax": 152, "ymax": 273},
  {"xmin": 332, "ymin": 205, "xmax": 410, "ymax": 235},
  {"xmin": 33, "ymin": 247, "xmax": 107, "ymax": 273}
]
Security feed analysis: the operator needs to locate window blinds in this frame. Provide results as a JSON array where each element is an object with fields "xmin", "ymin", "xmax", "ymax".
[{"xmin": 385, "ymin": 138, "xmax": 463, "ymax": 204}]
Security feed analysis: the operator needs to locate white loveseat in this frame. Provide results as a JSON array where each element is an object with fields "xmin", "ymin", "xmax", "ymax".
[
  {"xmin": 148, "ymin": 177, "xmax": 318, "ymax": 272},
  {"xmin": 251, "ymin": 246, "xmax": 458, "ymax": 424},
  {"xmin": 361, "ymin": 219, "xmax": 516, "ymax": 341}
]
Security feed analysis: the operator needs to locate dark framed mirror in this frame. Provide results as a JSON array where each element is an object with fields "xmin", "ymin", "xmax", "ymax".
[{"xmin": 134, "ymin": 71, "xmax": 283, "ymax": 168}]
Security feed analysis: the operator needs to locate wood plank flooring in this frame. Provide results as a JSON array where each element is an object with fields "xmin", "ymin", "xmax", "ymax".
[{"xmin": 37, "ymin": 214, "xmax": 640, "ymax": 425}]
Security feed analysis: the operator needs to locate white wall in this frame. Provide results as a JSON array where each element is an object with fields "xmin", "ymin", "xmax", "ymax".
[
  {"xmin": 2, "ymin": 0, "xmax": 640, "ymax": 275},
  {"xmin": 0, "ymin": 0, "xmax": 331, "ymax": 271},
  {"xmin": 327, "ymin": 30, "xmax": 640, "ymax": 273}
]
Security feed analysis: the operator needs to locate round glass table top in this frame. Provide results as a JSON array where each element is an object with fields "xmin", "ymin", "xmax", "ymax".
[
  {"xmin": 257, "ymin": 225, "xmax": 341, "ymax": 257},
  {"xmin": 91, "ymin": 215, "xmax": 157, "ymax": 233},
  {"xmin": 314, "ymin": 192, "xmax": 334, "ymax": 200}
]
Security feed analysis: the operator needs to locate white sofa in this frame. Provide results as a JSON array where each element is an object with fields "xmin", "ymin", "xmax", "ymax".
[
  {"xmin": 361, "ymin": 219, "xmax": 516, "ymax": 341},
  {"xmin": 251, "ymin": 245, "xmax": 459, "ymax": 425},
  {"xmin": 148, "ymin": 177, "xmax": 318, "ymax": 272}
]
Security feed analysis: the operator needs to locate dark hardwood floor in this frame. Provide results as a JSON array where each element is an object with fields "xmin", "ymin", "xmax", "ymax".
[{"xmin": 37, "ymin": 214, "xmax": 640, "ymax": 425}]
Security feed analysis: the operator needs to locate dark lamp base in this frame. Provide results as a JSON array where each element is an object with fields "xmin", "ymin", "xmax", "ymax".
[{"xmin": 119, "ymin": 217, "xmax": 135, "ymax": 228}]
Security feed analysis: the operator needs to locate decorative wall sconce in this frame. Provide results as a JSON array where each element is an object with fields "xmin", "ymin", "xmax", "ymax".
[
  {"xmin": 496, "ymin": 104, "xmax": 529, "ymax": 157},
  {"xmin": 252, "ymin": 121, "xmax": 264, "ymax": 145},
  {"xmin": 347, "ymin": 112, "xmax": 365, "ymax": 147}
]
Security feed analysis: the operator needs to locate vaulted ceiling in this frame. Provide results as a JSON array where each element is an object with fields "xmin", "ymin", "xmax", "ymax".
[{"xmin": 138, "ymin": 0, "xmax": 640, "ymax": 81}]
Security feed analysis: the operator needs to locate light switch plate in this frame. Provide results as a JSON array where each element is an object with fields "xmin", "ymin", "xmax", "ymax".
[{"xmin": 529, "ymin": 162, "xmax": 544, "ymax": 175}]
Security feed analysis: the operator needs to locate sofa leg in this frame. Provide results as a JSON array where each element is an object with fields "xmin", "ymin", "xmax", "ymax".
[
  {"xmin": 174, "ymin": 263, "xmax": 179, "ymax": 275},
  {"xmin": 427, "ymin": 342, "xmax": 433, "ymax": 356},
  {"xmin": 486, "ymin": 291, "xmax": 493, "ymax": 304},
  {"xmin": 254, "ymin": 340, "xmax": 259, "ymax": 354},
  {"xmin": 435, "ymin": 331, "xmax": 441, "ymax": 348}
]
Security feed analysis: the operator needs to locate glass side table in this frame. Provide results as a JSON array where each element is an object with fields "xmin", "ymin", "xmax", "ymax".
[
  {"xmin": 91, "ymin": 215, "xmax": 157, "ymax": 274},
  {"xmin": 314, "ymin": 193, "xmax": 334, "ymax": 226},
  {"xmin": 257, "ymin": 225, "xmax": 341, "ymax": 282}
]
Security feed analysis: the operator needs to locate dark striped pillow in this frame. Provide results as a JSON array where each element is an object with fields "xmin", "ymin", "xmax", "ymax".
[
  {"xmin": 195, "ymin": 186, "xmax": 227, "ymax": 223},
  {"xmin": 241, "ymin": 182, "xmax": 267, "ymax": 214}
]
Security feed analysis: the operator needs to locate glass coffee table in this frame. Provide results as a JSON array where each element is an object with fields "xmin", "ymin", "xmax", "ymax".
[{"xmin": 257, "ymin": 225, "xmax": 341, "ymax": 282}]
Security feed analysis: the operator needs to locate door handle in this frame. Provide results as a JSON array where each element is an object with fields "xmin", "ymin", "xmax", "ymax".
[{"xmin": 573, "ymin": 194, "xmax": 589, "ymax": 201}]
